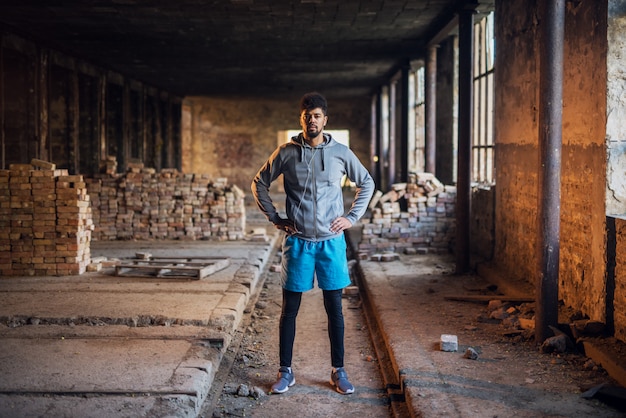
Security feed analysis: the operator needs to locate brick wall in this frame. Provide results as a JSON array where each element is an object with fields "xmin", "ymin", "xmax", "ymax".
[
  {"xmin": 0, "ymin": 161, "xmax": 92, "ymax": 276},
  {"xmin": 492, "ymin": 0, "xmax": 608, "ymax": 324},
  {"xmin": 181, "ymin": 96, "xmax": 372, "ymax": 195}
]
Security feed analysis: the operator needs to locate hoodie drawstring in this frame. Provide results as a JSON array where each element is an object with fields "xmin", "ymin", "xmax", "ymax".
[{"xmin": 294, "ymin": 133, "xmax": 326, "ymax": 170}]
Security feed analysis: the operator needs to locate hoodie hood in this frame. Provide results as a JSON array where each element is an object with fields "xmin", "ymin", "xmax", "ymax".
[{"xmin": 291, "ymin": 132, "xmax": 336, "ymax": 170}]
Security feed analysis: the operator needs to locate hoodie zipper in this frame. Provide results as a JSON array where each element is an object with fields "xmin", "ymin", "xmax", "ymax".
[{"xmin": 311, "ymin": 146, "xmax": 318, "ymax": 238}]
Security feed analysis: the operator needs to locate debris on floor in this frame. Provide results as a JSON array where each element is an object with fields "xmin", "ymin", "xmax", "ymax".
[
  {"xmin": 463, "ymin": 347, "xmax": 480, "ymax": 360},
  {"xmin": 440, "ymin": 334, "xmax": 458, "ymax": 352},
  {"xmin": 114, "ymin": 254, "xmax": 231, "ymax": 279}
]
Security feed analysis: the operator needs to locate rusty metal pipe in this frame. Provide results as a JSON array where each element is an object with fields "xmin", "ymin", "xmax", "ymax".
[{"xmin": 535, "ymin": 0, "xmax": 565, "ymax": 343}]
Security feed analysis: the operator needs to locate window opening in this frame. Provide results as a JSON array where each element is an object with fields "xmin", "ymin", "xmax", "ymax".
[
  {"xmin": 472, "ymin": 11, "xmax": 495, "ymax": 184},
  {"xmin": 412, "ymin": 66, "xmax": 426, "ymax": 174}
]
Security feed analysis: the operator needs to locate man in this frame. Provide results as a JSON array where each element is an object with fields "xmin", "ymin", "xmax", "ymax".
[{"xmin": 251, "ymin": 92, "xmax": 375, "ymax": 395}]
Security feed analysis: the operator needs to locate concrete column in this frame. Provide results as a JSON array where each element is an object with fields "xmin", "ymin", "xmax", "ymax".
[
  {"xmin": 68, "ymin": 67, "xmax": 79, "ymax": 174},
  {"xmin": 122, "ymin": 81, "xmax": 131, "ymax": 173},
  {"xmin": 398, "ymin": 64, "xmax": 410, "ymax": 183},
  {"xmin": 456, "ymin": 8, "xmax": 474, "ymax": 274},
  {"xmin": 37, "ymin": 48, "xmax": 49, "ymax": 162},
  {"xmin": 425, "ymin": 45, "xmax": 437, "ymax": 174},
  {"xmin": 98, "ymin": 73, "xmax": 107, "ymax": 164}
]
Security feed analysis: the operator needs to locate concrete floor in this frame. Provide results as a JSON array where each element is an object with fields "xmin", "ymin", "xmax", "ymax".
[
  {"xmin": 0, "ymin": 235, "xmax": 276, "ymax": 417},
  {"xmin": 0, "ymin": 210, "xmax": 624, "ymax": 417}
]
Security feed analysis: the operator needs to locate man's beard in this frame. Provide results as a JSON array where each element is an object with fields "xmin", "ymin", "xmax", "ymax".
[{"xmin": 306, "ymin": 125, "xmax": 321, "ymax": 137}]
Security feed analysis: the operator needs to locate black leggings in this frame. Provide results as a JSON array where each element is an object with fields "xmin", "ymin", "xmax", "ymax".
[{"xmin": 279, "ymin": 288, "xmax": 345, "ymax": 368}]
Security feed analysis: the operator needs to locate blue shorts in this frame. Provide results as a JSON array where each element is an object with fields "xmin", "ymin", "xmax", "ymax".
[{"xmin": 281, "ymin": 234, "xmax": 351, "ymax": 292}]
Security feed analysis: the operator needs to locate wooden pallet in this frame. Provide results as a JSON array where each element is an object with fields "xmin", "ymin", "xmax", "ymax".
[{"xmin": 115, "ymin": 257, "xmax": 230, "ymax": 280}]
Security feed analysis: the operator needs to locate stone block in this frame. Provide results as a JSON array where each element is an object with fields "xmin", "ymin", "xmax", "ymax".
[{"xmin": 440, "ymin": 334, "xmax": 458, "ymax": 352}]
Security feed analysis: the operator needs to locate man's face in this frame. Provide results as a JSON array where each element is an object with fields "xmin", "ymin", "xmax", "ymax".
[{"xmin": 300, "ymin": 108, "xmax": 327, "ymax": 139}]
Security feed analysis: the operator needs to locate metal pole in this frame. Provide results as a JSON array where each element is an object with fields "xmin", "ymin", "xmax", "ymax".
[
  {"xmin": 425, "ymin": 46, "xmax": 437, "ymax": 174},
  {"xmin": 400, "ymin": 65, "xmax": 410, "ymax": 183},
  {"xmin": 370, "ymin": 94, "xmax": 379, "ymax": 185},
  {"xmin": 535, "ymin": 0, "xmax": 565, "ymax": 343},
  {"xmin": 456, "ymin": 8, "xmax": 474, "ymax": 274}
]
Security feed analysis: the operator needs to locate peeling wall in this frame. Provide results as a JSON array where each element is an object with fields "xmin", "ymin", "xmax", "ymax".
[
  {"xmin": 560, "ymin": 1, "xmax": 608, "ymax": 321},
  {"xmin": 606, "ymin": 0, "xmax": 626, "ymax": 340},
  {"xmin": 607, "ymin": 0, "xmax": 626, "ymax": 215},
  {"xmin": 493, "ymin": 0, "xmax": 540, "ymax": 288},
  {"xmin": 494, "ymin": 0, "xmax": 609, "ymax": 323}
]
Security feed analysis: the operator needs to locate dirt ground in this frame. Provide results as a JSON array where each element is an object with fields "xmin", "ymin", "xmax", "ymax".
[
  {"xmin": 199, "ymin": 246, "xmax": 625, "ymax": 418},
  {"xmin": 199, "ymin": 249, "xmax": 394, "ymax": 418}
]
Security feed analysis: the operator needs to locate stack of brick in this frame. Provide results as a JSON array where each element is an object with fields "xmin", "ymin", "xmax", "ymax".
[
  {"xmin": 359, "ymin": 172, "xmax": 456, "ymax": 256},
  {"xmin": 86, "ymin": 164, "xmax": 245, "ymax": 241},
  {"xmin": 0, "ymin": 159, "xmax": 92, "ymax": 276}
]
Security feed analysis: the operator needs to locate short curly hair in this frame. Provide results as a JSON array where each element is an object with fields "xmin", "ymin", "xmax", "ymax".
[{"xmin": 300, "ymin": 92, "xmax": 327, "ymax": 115}]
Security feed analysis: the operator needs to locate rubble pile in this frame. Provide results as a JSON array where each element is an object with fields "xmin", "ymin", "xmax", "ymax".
[
  {"xmin": 481, "ymin": 299, "xmax": 537, "ymax": 341},
  {"xmin": 359, "ymin": 172, "xmax": 456, "ymax": 256},
  {"xmin": 0, "ymin": 159, "xmax": 92, "ymax": 276},
  {"xmin": 86, "ymin": 162, "xmax": 246, "ymax": 241},
  {"xmin": 483, "ymin": 298, "xmax": 608, "ymax": 354}
]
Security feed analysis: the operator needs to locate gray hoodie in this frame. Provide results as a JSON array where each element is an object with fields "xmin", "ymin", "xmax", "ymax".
[{"xmin": 251, "ymin": 132, "xmax": 375, "ymax": 241}]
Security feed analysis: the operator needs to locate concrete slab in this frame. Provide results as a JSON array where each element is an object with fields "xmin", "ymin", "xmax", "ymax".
[
  {"xmin": 0, "ymin": 234, "xmax": 279, "ymax": 417},
  {"xmin": 0, "ymin": 338, "xmax": 193, "ymax": 392},
  {"xmin": 90, "ymin": 240, "xmax": 273, "ymax": 264},
  {"xmin": 0, "ymin": 326, "xmax": 221, "ymax": 417},
  {"xmin": 0, "ymin": 290, "xmax": 226, "ymax": 326},
  {"xmin": 0, "ymin": 394, "xmax": 160, "ymax": 418}
]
